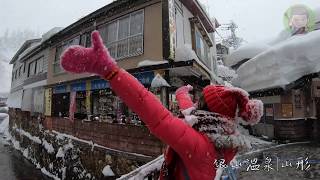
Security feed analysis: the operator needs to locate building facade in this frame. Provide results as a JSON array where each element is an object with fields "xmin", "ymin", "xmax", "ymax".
[{"xmin": 7, "ymin": 0, "xmax": 220, "ymax": 178}]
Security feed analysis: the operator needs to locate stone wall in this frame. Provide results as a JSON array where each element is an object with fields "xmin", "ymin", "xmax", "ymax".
[{"xmin": 8, "ymin": 108, "xmax": 164, "ymax": 179}]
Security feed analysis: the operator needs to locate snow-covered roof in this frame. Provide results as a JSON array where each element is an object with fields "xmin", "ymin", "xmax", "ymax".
[
  {"xmin": 233, "ymin": 30, "xmax": 320, "ymax": 92},
  {"xmin": 225, "ymin": 42, "xmax": 271, "ymax": 68}
]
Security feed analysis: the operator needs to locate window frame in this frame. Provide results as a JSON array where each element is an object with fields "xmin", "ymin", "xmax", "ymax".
[
  {"xmin": 53, "ymin": 36, "xmax": 80, "ymax": 74},
  {"xmin": 99, "ymin": 9, "xmax": 145, "ymax": 60}
]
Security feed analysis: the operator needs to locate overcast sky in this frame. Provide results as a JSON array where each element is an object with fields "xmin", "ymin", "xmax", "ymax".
[{"xmin": 1, "ymin": 0, "xmax": 319, "ymax": 43}]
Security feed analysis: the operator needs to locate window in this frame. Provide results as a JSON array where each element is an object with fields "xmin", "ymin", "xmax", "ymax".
[
  {"xmin": 99, "ymin": 10, "xmax": 144, "ymax": 60},
  {"xmin": 28, "ymin": 57, "xmax": 44, "ymax": 77},
  {"xmin": 36, "ymin": 57, "xmax": 43, "ymax": 74},
  {"xmin": 28, "ymin": 61, "xmax": 36, "ymax": 77},
  {"xmin": 54, "ymin": 36, "xmax": 80, "ymax": 74},
  {"xmin": 80, "ymin": 32, "xmax": 92, "ymax": 47},
  {"xmin": 195, "ymin": 28, "xmax": 211, "ymax": 67}
]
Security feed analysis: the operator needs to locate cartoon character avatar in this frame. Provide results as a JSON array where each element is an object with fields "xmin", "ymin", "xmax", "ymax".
[{"xmin": 284, "ymin": 4, "xmax": 316, "ymax": 35}]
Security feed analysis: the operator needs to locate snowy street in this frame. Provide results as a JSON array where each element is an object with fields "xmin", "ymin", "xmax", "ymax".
[{"xmin": 0, "ymin": 116, "xmax": 51, "ymax": 180}]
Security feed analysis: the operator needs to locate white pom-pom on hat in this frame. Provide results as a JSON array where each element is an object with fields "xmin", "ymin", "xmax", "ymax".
[{"xmin": 239, "ymin": 99, "xmax": 264, "ymax": 125}]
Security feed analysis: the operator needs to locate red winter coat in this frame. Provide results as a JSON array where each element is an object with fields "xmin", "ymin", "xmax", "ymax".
[{"xmin": 109, "ymin": 69, "xmax": 237, "ymax": 180}]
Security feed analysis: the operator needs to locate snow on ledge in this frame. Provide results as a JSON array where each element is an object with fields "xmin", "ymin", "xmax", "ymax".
[{"xmin": 137, "ymin": 60, "xmax": 168, "ymax": 68}]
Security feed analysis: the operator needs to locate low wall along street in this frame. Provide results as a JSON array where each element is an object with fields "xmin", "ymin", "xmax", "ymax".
[{"xmin": 8, "ymin": 108, "xmax": 164, "ymax": 179}]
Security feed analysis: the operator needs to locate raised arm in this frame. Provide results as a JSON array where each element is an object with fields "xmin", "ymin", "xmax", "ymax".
[{"xmin": 60, "ymin": 31, "xmax": 205, "ymax": 156}]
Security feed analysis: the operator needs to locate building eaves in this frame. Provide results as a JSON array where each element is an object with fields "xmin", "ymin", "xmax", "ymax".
[
  {"xmin": 9, "ymin": 38, "xmax": 42, "ymax": 64},
  {"xmin": 18, "ymin": 0, "xmax": 153, "ymax": 62}
]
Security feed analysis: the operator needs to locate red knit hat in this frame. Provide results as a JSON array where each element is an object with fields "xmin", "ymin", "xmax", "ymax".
[{"xmin": 202, "ymin": 85, "xmax": 263, "ymax": 124}]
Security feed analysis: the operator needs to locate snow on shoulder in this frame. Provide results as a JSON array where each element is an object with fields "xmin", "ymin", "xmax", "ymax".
[{"xmin": 233, "ymin": 30, "xmax": 320, "ymax": 92}]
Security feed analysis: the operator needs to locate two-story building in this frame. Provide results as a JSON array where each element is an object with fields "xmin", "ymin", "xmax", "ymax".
[
  {"xmin": 8, "ymin": 0, "xmax": 221, "ymax": 178},
  {"xmin": 19, "ymin": 0, "xmax": 220, "ymax": 123}
]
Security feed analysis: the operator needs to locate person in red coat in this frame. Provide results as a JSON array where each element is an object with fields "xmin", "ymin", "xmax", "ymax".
[{"xmin": 60, "ymin": 31, "xmax": 263, "ymax": 180}]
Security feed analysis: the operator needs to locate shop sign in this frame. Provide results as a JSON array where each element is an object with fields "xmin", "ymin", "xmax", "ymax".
[
  {"xmin": 71, "ymin": 82, "xmax": 86, "ymax": 92},
  {"xmin": 53, "ymin": 85, "xmax": 67, "ymax": 94},
  {"xmin": 44, "ymin": 88, "xmax": 52, "ymax": 116},
  {"xmin": 91, "ymin": 79, "xmax": 110, "ymax": 90}
]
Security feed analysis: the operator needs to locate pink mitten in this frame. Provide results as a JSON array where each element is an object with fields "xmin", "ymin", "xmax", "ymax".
[
  {"xmin": 175, "ymin": 85, "xmax": 194, "ymax": 112},
  {"xmin": 61, "ymin": 31, "xmax": 118, "ymax": 78}
]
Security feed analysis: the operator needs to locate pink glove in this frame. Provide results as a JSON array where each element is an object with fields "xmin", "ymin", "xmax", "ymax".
[
  {"xmin": 61, "ymin": 31, "xmax": 118, "ymax": 78},
  {"xmin": 175, "ymin": 85, "xmax": 194, "ymax": 111}
]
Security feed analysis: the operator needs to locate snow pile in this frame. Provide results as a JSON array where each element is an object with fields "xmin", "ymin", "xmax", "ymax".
[
  {"xmin": 0, "ymin": 115, "xmax": 9, "ymax": 134},
  {"xmin": 0, "ymin": 113, "xmax": 8, "ymax": 119},
  {"xmin": 102, "ymin": 165, "xmax": 115, "ymax": 177},
  {"xmin": 175, "ymin": 44, "xmax": 199, "ymax": 62},
  {"xmin": 15, "ymin": 128, "xmax": 42, "ymax": 144},
  {"xmin": 217, "ymin": 64, "xmax": 238, "ymax": 81},
  {"xmin": 0, "ymin": 107, "xmax": 8, "ymax": 113},
  {"xmin": 41, "ymin": 27, "xmax": 63, "ymax": 42},
  {"xmin": 56, "ymin": 147, "xmax": 65, "ymax": 158},
  {"xmin": 175, "ymin": 44, "xmax": 224, "ymax": 84},
  {"xmin": 137, "ymin": 60, "xmax": 168, "ymax": 68},
  {"xmin": 225, "ymin": 42, "xmax": 270, "ymax": 67},
  {"xmin": 118, "ymin": 155, "xmax": 164, "ymax": 180},
  {"xmin": 42, "ymin": 139, "xmax": 55, "ymax": 154},
  {"xmin": 151, "ymin": 74, "xmax": 171, "ymax": 88},
  {"xmin": 233, "ymin": 30, "xmax": 320, "ymax": 92}
]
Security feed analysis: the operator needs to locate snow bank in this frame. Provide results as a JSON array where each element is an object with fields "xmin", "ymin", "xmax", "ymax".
[
  {"xmin": 137, "ymin": 60, "xmax": 168, "ymax": 68},
  {"xmin": 0, "ymin": 115, "xmax": 9, "ymax": 134},
  {"xmin": 217, "ymin": 64, "xmax": 238, "ymax": 80},
  {"xmin": 0, "ymin": 113, "xmax": 8, "ymax": 119},
  {"xmin": 41, "ymin": 168, "xmax": 61, "ymax": 180},
  {"xmin": 151, "ymin": 74, "xmax": 171, "ymax": 88},
  {"xmin": 0, "ymin": 107, "xmax": 8, "ymax": 113},
  {"xmin": 102, "ymin": 165, "xmax": 115, "ymax": 177},
  {"xmin": 15, "ymin": 128, "xmax": 42, "ymax": 144},
  {"xmin": 233, "ymin": 30, "xmax": 320, "ymax": 92}
]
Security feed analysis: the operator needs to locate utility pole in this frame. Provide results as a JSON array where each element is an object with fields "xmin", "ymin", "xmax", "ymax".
[{"xmin": 217, "ymin": 21, "xmax": 243, "ymax": 49}]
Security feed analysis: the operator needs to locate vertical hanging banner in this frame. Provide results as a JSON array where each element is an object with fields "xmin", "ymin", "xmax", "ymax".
[
  {"xmin": 44, "ymin": 88, "xmax": 52, "ymax": 116},
  {"xmin": 168, "ymin": 0, "xmax": 176, "ymax": 60},
  {"xmin": 69, "ymin": 91, "xmax": 77, "ymax": 123},
  {"xmin": 85, "ymin": 81, "xmax": 91, "ymax": 114}
]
